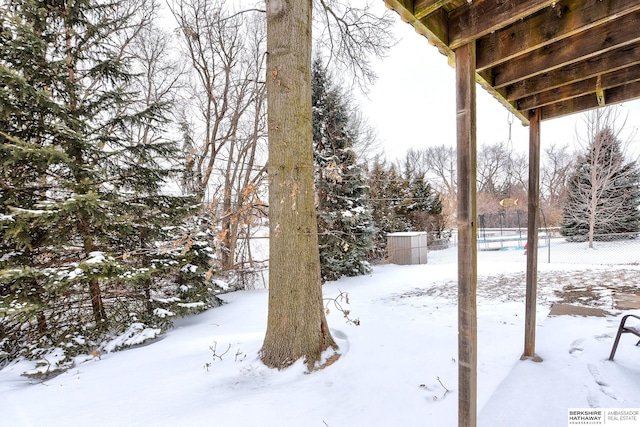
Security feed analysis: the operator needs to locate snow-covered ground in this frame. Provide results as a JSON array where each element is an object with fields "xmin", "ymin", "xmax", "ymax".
[{"xmin": 2, "ymin": 246, "xmax": 640, "ymax": 427}]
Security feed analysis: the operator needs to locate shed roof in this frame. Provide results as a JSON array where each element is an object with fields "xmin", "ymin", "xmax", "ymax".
[{"xmin": 383, "ymin": 0, "xmax": 640, "ymax": 126}]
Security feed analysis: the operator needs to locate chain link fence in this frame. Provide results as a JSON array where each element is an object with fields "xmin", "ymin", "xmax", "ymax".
[
  {"xmin": 471, "ymin": 229, "xmax": 640, "ymax": 265},
  {"xmin": 246, "ymin": 229, "xmax": 639, "ymax": 281},
  {"xmin": 537, "ymin": 231, "xmax": 640, "ymax": 265},
  {"xmin": 475, "ymin": 212, "xmax": 640, "ymax": 265}
]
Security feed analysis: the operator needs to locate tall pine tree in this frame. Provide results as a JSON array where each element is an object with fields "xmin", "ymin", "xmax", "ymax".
[
  {"xmin": 312, "ymin": 58, "xmax": 375, "ymax": 282},
  {"xmin": 0, "ymin": 0, "xmax": 214, "ymax": 367},
  {"xmin": 560, "ymin": 125, "xmax": 640, "ymax": 246},
  {"xmin": 366, "ymin": 158, "xmax": 445, "ymax": 258},
  {"xmin": 406, "ymin": 174, "xmax": 444, "ymax": 238},
  {"xmin": 367, "ymin": 158, "xmax": 411, "ymax": 259}
]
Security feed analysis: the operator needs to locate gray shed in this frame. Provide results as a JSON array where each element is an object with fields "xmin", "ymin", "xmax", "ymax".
[{"xmin": 387, "ymin": 232, "xmax": 428, "ymax": 265}]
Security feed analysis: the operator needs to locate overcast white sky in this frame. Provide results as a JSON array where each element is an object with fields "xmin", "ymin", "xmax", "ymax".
[
  {"xmin": 191, "ymin": 0, "xmax": 640, "ymax": 161},
  {"xmin": 359, "ymin": 10, "xmax": 640, "ymax": 161}
]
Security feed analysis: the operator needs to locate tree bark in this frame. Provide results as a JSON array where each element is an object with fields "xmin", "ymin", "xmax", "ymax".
[
  {"xmin": 83, "ymin": 235, "xmax": 107, "ymax": 324},
  {"xmin": 260, "ymin": 0, "xmax": 337, "ymax": 370}
]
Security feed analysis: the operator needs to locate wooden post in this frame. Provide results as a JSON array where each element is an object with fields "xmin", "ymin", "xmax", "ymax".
[
  {"xmin": 455, "ymin": 42, "xmax": 477, "ymax": 427},
  {"xmin": 522, "ymin": 108, "xmax": 542, "ymax": 361}
]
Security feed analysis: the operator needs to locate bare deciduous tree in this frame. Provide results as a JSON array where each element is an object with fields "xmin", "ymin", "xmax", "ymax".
[
  {"xmin": 127, "ymin": 12, "xmax": 185, "ymax": 159},
  {"xmin": 347, "ymin": 106, "xmax": 380, "ymax": 164},
  {"xmin": 540, "ymin": 144, "xmax": 573, "ymax": 225},
  {"xmin": 313, "ymin": 0, "xmax": 396, "ymax": 89},
  {"xmin": 424, "ymin": 145, "xmax": 457, "ymax": 195},
  {"xmin": 401, "ymin": 146, "xmax": 457, "ymax": 232},
  {"xmin": 477, "ymin": 142, "xmax": 510, "ymax": 196},
  {"xmin": 171, "ymin": 0, "xmax": 268, "ymax": 273}
]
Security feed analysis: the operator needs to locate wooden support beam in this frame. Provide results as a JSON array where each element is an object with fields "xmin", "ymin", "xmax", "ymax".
[
  {"xmin": 540, "ymin": 80, "xmax": 640, "ymax": 121},
  {"xmin": 455, "ymin": 42, "xmax": 477, "ymax": 427},
  {"xmin": 448, "ymin": 0, "xmax": 556, "ymax": 50},
  {"xmin": 476, "ymin": 0, "xmax": 640, "ymax": 71},
  {"xmin": 516, "ymin": 64, "xmax": 640, "ymax": 111},
  {"xmin": 506, "ymin": 42, "xmax": 640, "ymax": 101},
  {"xmin": 385, "ymin": 0, "xmax": 413, "ymax": 14},
  {"xmin": 414, "ymin": 0, "xmax": 452, "ymax": 20},
  {"xmin": 418, "ymin": 8, "xmax": 449, "ymax": 46},
  {"xmin": 523, "ymin": 108, "xmax": 541, "ymax": 362},
  {"xmin": 492, "ymin": 12, "xmax": 640, "ymax": 88}
]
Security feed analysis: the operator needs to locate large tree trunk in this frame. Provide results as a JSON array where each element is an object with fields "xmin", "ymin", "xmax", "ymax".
[{"xmin": 260, "ymin": 0, "xmax": 336, "ymax": 370}]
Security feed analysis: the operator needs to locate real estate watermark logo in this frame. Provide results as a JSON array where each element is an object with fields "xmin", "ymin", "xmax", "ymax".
[{"xmin": 568, "ymin": 409, "xmax": 640, "ymax": 426}]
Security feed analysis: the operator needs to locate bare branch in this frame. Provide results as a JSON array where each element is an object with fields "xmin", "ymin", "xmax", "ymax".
[{"xmin": 313, "ymin": 0, "xmax": 396, "ymax": 92}]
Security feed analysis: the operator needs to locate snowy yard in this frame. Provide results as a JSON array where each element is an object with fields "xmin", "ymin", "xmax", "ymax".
[{"xmin": 2, "ymin": 245, "xmax": 640, "ymax": 426}]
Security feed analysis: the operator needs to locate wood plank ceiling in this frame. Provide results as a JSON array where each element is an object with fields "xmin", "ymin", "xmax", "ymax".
[{"xmin": 383, "ymin": 0, "xmax": 640, "ymax": 126}]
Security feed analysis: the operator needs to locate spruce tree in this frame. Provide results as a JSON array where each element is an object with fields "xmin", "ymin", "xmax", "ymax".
[
  {"xmin": 560, "ymin": 126, "xmax": 640, "ymax": 245},
  {"xmin": 312, "ymin": 59, "xmax": 375, "ymax": 282},
  {"xmin": 1, "ymin": 0, "xmax": 214, "ymax": 367},
  {"xmin": 406, "ymin": 174, "xmax": 444, "ymax": 237},
  {"xmin": 366, "ymin": 157, "xmax": 411, "ymax": 259},
  {"xmin": 366, "ymin": 158, "xmax": 445, "ymax": 258}
]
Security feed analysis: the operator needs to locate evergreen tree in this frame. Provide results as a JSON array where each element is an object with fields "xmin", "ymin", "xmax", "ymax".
[
  {"xmin": 367, "ymin": 156, "xmax": 446, "ymax": 257},
  {"xmin": 0, "ymin": 0, "xmax": 215, "ymax": 368},
  {"xmin": 560, "ymin": 126, "xmax": 640, "ymax": 245},
  {"xmin": 367, "ymin": 157, "xmax": 412, "ymax": 259},
  {"xmin": 406, "ymin": 174, "xmax": 445, "ymax": 240},
  {"xmin": 312, "ymin": 59, "xmax": 375, "ymax": 282}
]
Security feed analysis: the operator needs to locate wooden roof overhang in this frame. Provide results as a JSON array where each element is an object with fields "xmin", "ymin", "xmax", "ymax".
[{"xmin": 383, "ymin": 0, "xmax": 640, "ymax": 126}]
